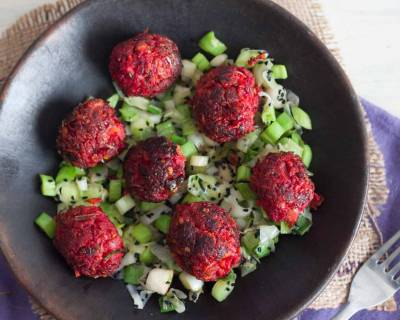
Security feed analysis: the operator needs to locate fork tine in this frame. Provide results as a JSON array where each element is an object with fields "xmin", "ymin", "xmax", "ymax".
[
  {"xmin": 388, "ymin": 261, "xmax": 400, "ymax": 277},
  {"xmin": 370, "ymin": 230, "xmax": 400, "ymax": 262},
  {"xmin": 382, "ymin": 246, "xmax": 400, "ymax": 267}
]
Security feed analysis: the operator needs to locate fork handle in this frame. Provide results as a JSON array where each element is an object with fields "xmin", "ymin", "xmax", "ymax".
[{"xmin": 331, "ymin": 302, "xmax": 361, "ymax": 320}]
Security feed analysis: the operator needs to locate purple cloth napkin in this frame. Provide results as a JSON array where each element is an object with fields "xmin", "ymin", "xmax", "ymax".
[{"xmin": 1, "ymin": 99, "xmax": 399, "ymax": 320}]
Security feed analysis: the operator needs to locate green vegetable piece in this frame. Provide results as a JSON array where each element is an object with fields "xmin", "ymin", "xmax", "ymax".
[
  {"xmin": 116, "ymin": 166, "xmax": 124, "ymax": 179},
  {"xmin": 35, "ymin": 212, "xmax": 56, "ymax": 239},
  {"xmin": 302, "ymin": 144, "xmax": 312, "ymax": 168},
  {"xmin": 159, "ymin": 296, "xmax": 176, "ymax": 313},
  {"xmin": 235, "ymin": 49, "xmax": 266, "ymax": 67},
  {"xmin": 278, "ymin": 137, "xmax": 303, "ymax": 157},
  {"xmin": 39, "ymin": 174, "xmax": 56, "ymax": 197},
  {"xmin": 107, "ymin": 94, "xmax": 119, "ymax": 108},
  {"xmin": 88, "ymin": 165, "xmax": 108, "ymax": 183},
  {"xmin": 181, "ymin": 193, "xmax": 203, "ymax": 203},
  {"xmin": 291, "ymin": 132, "xmax": 304, "ymax": 146},
  {"xmin": 120, "ymin": 103, "xmax": 139, "ymax": 122},
  {"xmin": 271, "ymin": 64, "xmax": 288, "ymax": 79},
  {"xmin": 261, "ymin": 104, "xmax": 276, "ymax": 124},
  {"xmin": 123, "ymin": 264, "xmax": 145, "ymax": 285},
  {"xmin": 155, "ymin": 215, "xmax": 171, "ymax": 234},
  {"xmin": 192, "ymin": 52, "xmax": 211, "ymax": 71},
  {"xmin": 171, "ymin": 135, "xmax": 187, "ymax": 145},
  {"xmin": 235, "ymin": 183, "xmax": 257, "ymax": 200},
  {"xmin": 108, "ymin": 179, "xmax": 122, "ymax": 203},
  {"xmin": 131, "ymin": 223, "xmax": 153, "ymax": 244},
  {"xmin": 131, "ymin": 126, "xmax": 153, "ymax": 141},
  {"xmin": 276, "ymin": 112, "xmax": 295, "ymax": 132},
  {"xmin": 280, "ymin": 221, "xmax": 293, "ymax": 234},
  {"xmin": 147, "ymin": 104, "xmax": 163, "ymax": 115},
  {"xmin": 181, "ymin": 120, "xmax": 197, "ymax": 136},
  {"xmin": 55, "ymin": 165, "xmax": 85, "ymax": 184},
  {"xmin": 180, "ymin": 141, "xmax": 197, "ymax": 158},
  {"xmin": 156, "ymin": 120, "xmax": 176, "ymax": 138},
  {"xmin": 236, "ymin": 165, "xmax": 251, "ymax": 182},
  {"xmin": 140, "ymin": 247, "xmax": 155, "ymax": 265},
  {"xmin": 291, "ymin": 106, "xmax": 312, "ymax": 130},
  {"xmin": 176, "ymin": 104, "xmax": 191, "ymax": 119},
  {"xmin": 100, "ymin": 202, "xmax": 124, "ymax": 226},
  {"xmin": 242, "ymin": 232, "xmax": 259, "ymax": 254},
  {"xmin": 240, "ymin": 260, "xmax": 257, "ymax": 277},
  {"xmin": 211, "ymin": 271, "xmax": 237, "ymax": 302},
  {"xmin": 198, "ymin": 31, "xmax": 227, "ymax": 56},
  {"xmin": 293, "ymin": 214, "xmax": 312, "ymax": 235},
  {"xmin": 260, "ymin": 121, "xmax": 285, "ymax": 144},
  {"xmin": 140, "ymin": 201, "xmax": 161, "ymax": 212}
]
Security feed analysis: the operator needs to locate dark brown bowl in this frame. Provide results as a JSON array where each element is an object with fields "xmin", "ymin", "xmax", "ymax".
[{"xmin": 0, "ymin": 0, "xmax": 367, "ymax": 319}]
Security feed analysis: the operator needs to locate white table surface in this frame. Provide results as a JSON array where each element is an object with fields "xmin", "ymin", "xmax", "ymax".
[{"xmin": 1, "ymin": 0, "xmax": 399, "ymax": 117}]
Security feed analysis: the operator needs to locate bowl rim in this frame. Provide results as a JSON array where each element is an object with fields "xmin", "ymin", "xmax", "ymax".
[{"xmin": 0, "ymin": 0, "xmax": 369, "ymax": 319}]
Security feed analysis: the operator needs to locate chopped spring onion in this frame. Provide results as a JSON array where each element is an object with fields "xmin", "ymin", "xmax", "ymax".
[
  {"xmin": 179, "ymin": 272, "xmax": 204, "ymax": 292},
  {"xmin": 55, "ymin": 165, "xmax": 85, "ymax": 184},
  {"xmin": 75, "ymin": 176, "xmax": 88, "ymax": 193},
  {"xmin": 292, "ymin": 211, "xmax": 312, "ymax": 235},
  {"xmin": 276, "ymin": 112, "xmax": 295, "ymax": 132},
  {"xmin": 291, "ymin": 106, "xmax": 312, "ymax": 130},
  {"xmin": 115, "ymin": 195, "xmax": 135, "ymax": 215},
  {"xmin": 140, "ymin": 247, "xmax": 156, "ymax": 265},
  {"xmin": 147, "ymin": 104, "xmax": 162, "ymax": 115},
  {"xmin": 235, "ymin": 49, "xmax": 267, "ymax": 67},
  {"xmin": 156, "ymin": 120, "xmax": 176, "ymax": 138},
  {"xmin": 261, "ymin": 103, "xmax": 276, "ymax": 124},
  {"xmin": 191, "ymin": 69, "xmax": 203, "ymax": 85},
  {"xmin": 131, "ymin": 223, "xmax": 153, "ymax": 244},
  {"xmin": 210, "ymin": 53, "xmax": 228, "ymax": 67},
  {"xmin": 173, "ymin": 85, "xmax": 191, "ymax": 105},
  {"xmin": 155, "ymin": 215, "xmax": 171, "ymax": 234},
  {"xmin": 120, "ymin": 252, "xmax": 137, "ymax": 268},
  {"xmin": 120, "ymin": 104, "xmax": 140, "ymax": 122},
  {"xmin": 236, "ymin": 165, "xmax": 251, "ymax": 182},
  {"xmin": 271, "ymin": 64, "xmax": 288, "ymax": 79},
  {"xmin": 107, "ymin": 94, "xmax": 119, "ymax": 108},
  {"xmin": 242, "ymin": 225, "xmax": 279, "ymax": 258},
  {"xmin": 171, "ymin": 135, "xmax": 186, "ymax": 145},
  {"xmin": 253, "ymin": 63, "xmax": 269, "ymax": 86},
  {"xmin": 140, "ymin": 201, "xmax": 161, "ymax": 212},
  {"xmin": 123, "ymin": 264, "xmax": 145, "ymax": 285},
  {"xmin": 187, "ymin": 133, "xmax": 205, "ymax": 150},
  {"xmin": 35, "ymin": 212, "xmax": 56, "ymax": 239},
  {"xmin": 211, "ymin": 271, "xmax": 237, "ymax": 302},
  {"xmin": 189, "ymin": 155, "xmax": 209, "ymax": 167},
  {"xmin": 39, "ymin": 175, "xmax": 56, "ymax": 197},
  {"xmin": 108, "ymin": 179, "xmax": 122, "ymax": 202},
  {"xmin": 302, "ymin": 144, "xmax": 312, "ymax": 168},
  {"xmin": 126, "ymin": 284, "xmax": 153, "ymax": 310},
  {"xmin": 85, "ymin": 183, "xmax": 107, "ymax": 200},
  {"xmin": 150, "ymin": 244, "xmax": 177, "ymax": 270},
  {"xmin": 159, "ymin": 289, "xmax": 186, "ymax": 313},
  {"xmin": 291, "ymin": 132, "xmax": 304, "ymax": 146},
  {"xmin": 198, "ymin": 31, "xmax": 227, "ymax": 56},
  {"xmin": 181, "ymin": 193, "xmax": 203, "ymax": 203},
  {"xmin": 140, "ymin": 204, "xmax": 171, "ymax": 225},
  {"xmin": 260, "ymin": 121, "xmax": 285, "ymax": 144},
  {"xmin": 280, "ymin": 221, "xmax": 292, "ymax": 234},
  {"xmin": 192, "ymin": 52, "xmax": 211, "ymax": 71},
  {"xmin": 100, "ymin": 202, "xmax": 124, "ymax": 225},
  {"xmin": 124, "ymin": 96, "xmax": 150, "ymax": 111},
  {"xmin": 176, "ymin": 104, "xmax": 191, "ymax": 118},
  {"xmin": 106, "ymin": 158, "xmax": 121, "ymax": 171},
  {"xmin": 180, "ymin": 141, "xmax": 197, "ymax": 158},
  {"xmin": 145, "ymin": 268, "xmax": 174, "ymax": 295},
  {"xmin": 182, "ymin": 120, "xmax": 197, "ymax": 136},
  {"xmin": 188, "ymin": 174, "xmax": 227, "ymax": 201},
  {"xmin": 131, "ymin": 119, "xmax": 154, "ymax": 141},
  {"xmin": 278, "ymin": 137, "xmax": 303, "ymax": 157},
  {"xmin": 235, "ymin": 183, "xmax": 257, "ymax": 201},
  {"xmin": 240, "ymin": 259, "xmax": 258, "ymax": 277},
  {"xmin": 56, "ymin": 181, "xmax": 80, "ymax": 204},
  {"xmin": 181, "ymin": 59, "xmax": 197, "ymax": 80},
  {"xmin": 236, "ymin": 129, "xmax": 260, "ymax": 153},
  {"xmin": 88, "ymin": 165, "xmax": 108, "ymax": 183}
]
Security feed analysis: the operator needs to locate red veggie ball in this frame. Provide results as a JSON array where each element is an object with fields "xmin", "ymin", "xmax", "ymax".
[
  {"xmin": 109, "ymin": 32, "xmax": 182, "ymax": 98},
  {"xmin": 54, "ymin": 206, "xmax": 124, "ymax": 278},
  {"xmin": 250, "ymin": 152, "xmax": 317, "ymax": 226},
  {"xmin": 123, "ymin": 136, "xmax": 186, "ymax": 202},
  {"xmin": 56, "ymin": 98, "xmax": 126, "ymax": 169},
  {"xmin": 167, "ymin": 202, "xmax": 241, "ymax": 282},
  {"xmin": 191, "ymin": 65, "xmax": 260, "ymax": 143}
]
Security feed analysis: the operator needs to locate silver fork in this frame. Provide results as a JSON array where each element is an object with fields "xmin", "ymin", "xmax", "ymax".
[{"xmin": 332, "ymin": 230, "xmax": 400, "ymax": 320}]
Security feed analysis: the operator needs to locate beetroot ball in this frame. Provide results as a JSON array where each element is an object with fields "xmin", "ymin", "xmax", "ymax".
[
  {"xmin": 191, "ymin": 65, "xmax": 260, "ymax": 143},
  {"xmin": 109, "ymin": 32, "xmax": 182, "ymax": 98},
  {"xmin": 123, "ymin": 136, "xmax": 186, "ymax": 202},
  {"xmin": 167, "ymin": 202, "xmax": 241, "ymax": 282},
  {"xmin": 56, "ymin": 98, "xmax": 126, "ymax": 169},
  {"xmin": 250, "ymin": 152, "xmax": 317, "ymax": 226},
  {"xmin": 54, "ymin": 206, "xmax": 124, "ymax": 278}
]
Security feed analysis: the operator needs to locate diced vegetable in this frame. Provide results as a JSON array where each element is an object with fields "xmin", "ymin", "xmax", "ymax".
[
  {"xmin": 55, "ymin": 165, "xmax": 85, "ymax": 184},
  {"xmin": 261, "ymin": 103, "xmax": 276, "ymax": 124},
  {"xmin": 235, "ymin": 49, "xmax": 267, "ymax": 67},
  {"xmin": 240, "ymin": 259, "xmax": 257, "ymax": 277},
  {"xmin": 156, "ymin": 120, "xmax": 176, "ymax": 138},
  {"xmin": 139, "ymin": 201, "xmax": 161, "ymax": 212},
  {"xmin": 179, "ymin": 272, "xmax": 204, "ymax": 292},
  {"xmin": 291, "ymin": 106, "xmax": 312, "ymax": 130},
  {"xmin": 147, "ymin": 104, "xmax": 162, "ymax": 115},
  {"xmin": 236, "ymin": 129, "xmax": 260, "ymax": 153},
  {"xmin": 271, "ymin": 64, "xmax": 288, "ymax": 79},
  {"xmin": 35, "ymin": 212, "xmax": 56, "ymax": 239},
  {"xmin": 75, "ymin": 176, "xmax": 88, "ymax": 194},
  {"xmin": 292, "ymin": 211, "xmax": 312, "ymax": 235},
  {"xmin": 260, "ymin": 122, "xmax": 285, "ymax": 144},
  {"xmin": 115, "ymin": 195, "xmax": 136, "ymax": 214},
  {"xmin": 171, "ymin": 135, "xmax": 186, "ymax": 145},
  {"xmin": 242, "ymin": 225, "xmax": 279, "ymax": 258},
  {"xmin": 198, "ymin": 31, "xmax": 227, "ymax": 56},
  {"xmin": 190, "ymin": 155, "xmax": 209, "ymax": 167},
  {"xmin": 181, "ymin": 59, "xmax": 197, "ymax": 80},
  {"xmin": 235, "ymin": 183, "xmax": 257, "ymax": 201},
  {"xmin": 145, "ymin": 268, "xmax": 174, "ymax": 295},
  {"xmin": 192, "ymin": 53, "xmax": 211, "ymax": 71},
  {"xmin": 154, "ymin": 215, "xmax": 171, "ymax": 234},
  {"xmin": 123, "ymin": 264, "xmax": 145, "ymax": 285},
  {"xmin": 188, "ymin": 174, "xmax": 227, "ymax": 201},
  {"xmin": 100, "ymin": 202, "xmax": 124, "ymax": 226},
  {"xmin": 181, "ymin": 193, "xmax": 203, "ymax": 203},
  {"xmin": 84, "ymin": 183, "xmax": 107, "ymax": 200},
  {"xmin": 140, "ymin": 247, "xmax": 156, "ymax": 265},
  {"xmin": 302, "ymin": 144, "xmax": 312, "ymax": 168},
  {"xmin": 278, "ymin": 137, "xmax": 303, "ymax": 157},
  {"xmin": 88, "ymin": 165, "xmax": 108, "ymax": 183},
  {"xmin": 236, "ymin": 165, "xmax": 251, "ymax": 182},
  {"xmin": 124, "ymin": 96, "xmax": 150, "ymax": 111},
  {"xmin": 108, "ymin": 179, "xmax": 122, "ymax": 202},
  {"xmin": 56, "ymin": 181, "xmax": 80, "ymax": 204},
  {"xmin": 159, "ymin": 289, "xmax": 186, "ymax": 313},
  {"xmin": 210, "ymin": 53, "xmax": 228, "ymax": 67},
  {"xmin": 39, "ymin": 174, "xmax": 56, "ymax": 197},
  {"xmin": 180, "ymin": 141, "xmax": 197, "ymax": 158},
  {"xmin": 280, "ymin": 221, "xmax": 292, "ymax": 234},
  {"xmin": 107, "ymin": 94, "xmax": 119, "ymax": 108},
  {"xmin": 131, "ymin": 223, "xmax": 153, "ymax": 244},
  {"xmin": 276, "ymin": 112, "xmax": 295, "ymax": 132},
  {"xmin": 173, "ymin": 85, "xmax": 191, "ymax": 105},
  {"xmin": 211, "ymin": 271, "xmax": 237, "ymax": 302}
]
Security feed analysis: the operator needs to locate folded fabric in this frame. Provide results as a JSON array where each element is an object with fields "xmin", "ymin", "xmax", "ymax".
[{"xmin": 1, "ymin": 99, "xmax": 399, "ymax": 320}]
